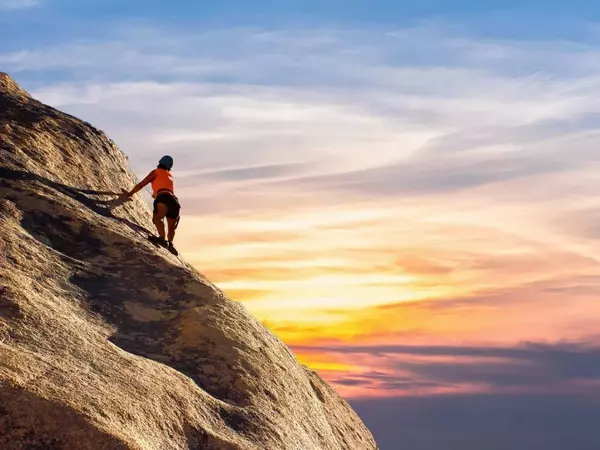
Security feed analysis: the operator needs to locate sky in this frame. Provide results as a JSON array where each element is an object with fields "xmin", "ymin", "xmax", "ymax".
[{"xmin": 4, "ymin": 1, "xmax": 600, "ymax": 448}]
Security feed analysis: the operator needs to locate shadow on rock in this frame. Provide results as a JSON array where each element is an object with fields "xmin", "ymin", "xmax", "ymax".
[{"xmin": 0, "ymin": 166, "xmax": 152, "ymax": 237}]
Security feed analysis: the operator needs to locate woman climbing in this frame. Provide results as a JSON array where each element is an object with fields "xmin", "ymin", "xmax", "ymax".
[{"xmin": 119, "ymin": 155, "xmax": 181, "ymax": 255}]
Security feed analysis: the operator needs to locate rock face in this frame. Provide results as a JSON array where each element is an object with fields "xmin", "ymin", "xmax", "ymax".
[{"xmin": 0, "ymin": 73, "xmax": 378, "ymax": 450}]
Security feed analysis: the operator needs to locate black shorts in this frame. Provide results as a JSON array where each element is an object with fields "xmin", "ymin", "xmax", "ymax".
[{"xmin": 153, "ymin": 192, "xmax": 180, "ymax": 220}]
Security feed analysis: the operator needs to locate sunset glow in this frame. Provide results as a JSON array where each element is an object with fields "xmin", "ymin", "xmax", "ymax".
[{"xmin": 176, "ymin": 161, "xmax": 600, "ymax": 397}]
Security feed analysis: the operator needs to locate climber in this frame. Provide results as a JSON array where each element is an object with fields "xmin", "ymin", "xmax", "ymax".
[{"xmin": 119, "ymin": 155, "xmax": 180, "ymax": 256}]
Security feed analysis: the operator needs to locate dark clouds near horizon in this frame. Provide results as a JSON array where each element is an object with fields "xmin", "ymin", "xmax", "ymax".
[
  {"xmin": 301, "ymin": 341, "xmax": 600, "ymax": 391},
  {"xmin": 301, "ymin": 341, "xmax": 600, "ymax": 449}
]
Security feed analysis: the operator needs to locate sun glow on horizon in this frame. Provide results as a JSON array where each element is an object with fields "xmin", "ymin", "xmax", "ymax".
[{"xmin": 179, "ymin": 173, "xmax": 600, "ymax": 354}]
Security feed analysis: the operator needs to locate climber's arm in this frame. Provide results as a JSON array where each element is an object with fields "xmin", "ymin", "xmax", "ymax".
[{"xmin": 123, "ymin": 170, "xmax": 156, "ymax": 198}]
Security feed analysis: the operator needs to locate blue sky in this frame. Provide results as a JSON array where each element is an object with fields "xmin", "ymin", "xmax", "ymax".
[
  {"xmin": 5, "ymin": 0, "xmax": 600, "ymax": 95},
  {"xmin": 4, "ymin": 1, "xmax": 600, "ymax": 449},
  {"xmin": 5, "ymin": 0, "xmax": 600, "ymax": 53}
]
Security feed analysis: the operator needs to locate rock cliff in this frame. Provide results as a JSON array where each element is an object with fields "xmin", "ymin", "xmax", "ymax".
[{"xmin": 0, "ymin": 73, "xmax": 378, "ymax": 450}]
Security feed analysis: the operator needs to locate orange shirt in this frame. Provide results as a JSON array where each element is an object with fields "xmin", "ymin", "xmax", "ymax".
[{"xmin": 151, "ymin": 168, "xmax": 174, "ymax": 197}]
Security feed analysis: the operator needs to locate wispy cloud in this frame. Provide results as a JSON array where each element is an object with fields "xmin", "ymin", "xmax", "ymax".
[
  {"xmin": 17, "ymin": 26, "xmax": 600, "ymax": 200},
  {"xmin": 293, "ymin": 341, "xmax": 600, "ymax": 398}
]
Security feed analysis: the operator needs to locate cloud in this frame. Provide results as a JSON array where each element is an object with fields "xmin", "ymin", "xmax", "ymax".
[
  {"xmin": 9, "ymin": 25, "xmax": 600, "ymax": 208},
  {"xmin": 0, "ymin": 0, "xmax": 39, "ymax": 10},
  {"xmin": 293, "ymin": 341, "xmax": 600, "ymax": 398}
]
